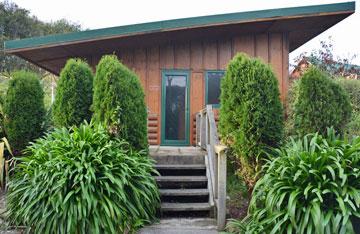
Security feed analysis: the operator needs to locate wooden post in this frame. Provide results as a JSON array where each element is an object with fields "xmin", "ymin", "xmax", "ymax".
[
  {"xmin": 215, "ymin": 145, "xmax": 227, "ymax": 231},
  {"xmin": 200, "ymin": 112, "xmax": 206, "ymax": 149},
  {"xmin": 196, "ymin": 113, "xmax": 200, "ymax": 146}
]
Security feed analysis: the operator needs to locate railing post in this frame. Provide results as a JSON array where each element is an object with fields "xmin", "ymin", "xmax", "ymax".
[
  {"xmin": 196, "ymin": 113, "xmax": 200, "ymax": 146},
  {"xmin": 215, "ymin": 145, "xmax": 227, "ymax": 231},
  {"xmin": 200, "ymin": 112, "xmax": 206, "ymax": 149}
]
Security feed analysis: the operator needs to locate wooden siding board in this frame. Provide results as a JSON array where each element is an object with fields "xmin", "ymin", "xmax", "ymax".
[
  {"xmin": 255, "ymin": 33, "xmax": 269, "ymax": 63},
  {"xmin": 269, "ymin": 33, "xmax": 283, "ymax": 100},
  {"xmin": 233, "ymin": 35, "xmax": 255, "ymax": 56},
  {"xmin": 133, "ymin": 48, "xmax": 147, "ymax": 97},
  {"xmin": 218, "ymin": 39, "xmax": 232, "ymax": 70},
  {"xmin": 160, "ymin": 44, "xmax": 175, "ymax": 69},
  {"xmin": 174, "ymin": 42, "xmax": 190, "ymax": 69},
  {"xmin": 282, "ymin": 33, "xmax": 289, "ymax": 102},
  {"xmin": 190, "ymin": 72, "xmax": 204, "ymax": 145},
  {"xmin": 203, "ymin": 41, "xmax": 218, "ymax": 70},
  {"xmin": 147, "ymin": 46, "xmax": 160, "ymax": 144},
  {"xmin": 190, "ymin": 41, "xmax": 203, "ymax": 71}
]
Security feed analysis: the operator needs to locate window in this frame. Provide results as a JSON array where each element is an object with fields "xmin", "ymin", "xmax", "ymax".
[{"xmin": 205, "ymin": 71, "xmax": 225, "ymax": 107}]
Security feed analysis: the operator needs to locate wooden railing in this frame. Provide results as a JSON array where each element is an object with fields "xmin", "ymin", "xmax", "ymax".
[{"xmin": 196, "ymin": 105, "xmax": 227, "ymax": 230}]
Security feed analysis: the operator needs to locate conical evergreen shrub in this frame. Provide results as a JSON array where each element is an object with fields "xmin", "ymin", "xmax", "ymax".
[
  {"xmin": 92, "ymin": 55, "xmax": 147, "ymax": 149},
  {"xmin": 53, "ymin": 58, "xmax": 93, "ymax": 127},
  {"xmin": 219, "ymin": 53, "xmax": 284, "ymax": 190},
  {"xmin": 293, "ymin": 67, "xmax": 351, "ymax": 136},
  {"xmin": 4, "ymin": 71, "xmax": 45, "ymax": 151}
]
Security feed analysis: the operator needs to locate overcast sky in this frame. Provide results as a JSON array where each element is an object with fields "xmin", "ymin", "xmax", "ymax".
[{"xmin": 10, "ymin": 0, "xmax": 360, "ymax": 66}]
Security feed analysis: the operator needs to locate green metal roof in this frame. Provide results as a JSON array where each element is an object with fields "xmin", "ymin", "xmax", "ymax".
[{"xmin": 4, "ymin": 2, "xmax": 355, "ymax": 51}]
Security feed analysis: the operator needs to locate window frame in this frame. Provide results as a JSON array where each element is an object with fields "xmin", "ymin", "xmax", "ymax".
[{"xmin": 205, "ymin": 70, "xmax": 225, "ymax": 108}]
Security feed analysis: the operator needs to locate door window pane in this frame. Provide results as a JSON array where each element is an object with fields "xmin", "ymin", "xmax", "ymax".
[
  {"xmin": 164, "ymin": 75, "xmax": 187, "ymax": 141},
  {"xmin": 206, "ymin": 71, "xmax": 224, "ymax": 105}
]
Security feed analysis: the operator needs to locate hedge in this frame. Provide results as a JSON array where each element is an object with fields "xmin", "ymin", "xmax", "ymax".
[
  {"xmin": 4, "ymin": 71, "xmax": 45, "ymax": 152},
  {"xmin": 53, "ymin": 59, "xmax": 93, "ymax": 127},
  {"xmin": 92, "ymin": 55, "xmax": 147, "ymax": 149},
  {"xmin": 219, "ymin": 53, "xmax": 284, "ymax": 190},
  {"xmin": 293, "ymin": 68, "xmax": 351, "ymax": 136}
]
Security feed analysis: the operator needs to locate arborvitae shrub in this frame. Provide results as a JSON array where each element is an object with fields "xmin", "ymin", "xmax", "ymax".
[
  {"xmin": 336, "ymin": 79, "xmax": 360, "ymax": 137},
  {"xmin": 219, "ymin": 53, "xmax": 284, "ymax": 190},
  {"xmin": 53, "ymin": 59, "xmax": 93, "ymax": 127},
  {"xmin": 4, "ymin": 71, "xmax": 45, "ymax": 151},
  {"xmin": 293, "ymin": 68, "xmax": 351, "ymax": 136},
  {"xmin": 93, "ymin": 55, "xmax": 147, "ymax": 149}
]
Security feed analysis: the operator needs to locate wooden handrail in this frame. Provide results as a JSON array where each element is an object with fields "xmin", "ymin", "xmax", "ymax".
[{"xmin": 196, "ymin": 105, "xmax": 227, "ymax": 230}]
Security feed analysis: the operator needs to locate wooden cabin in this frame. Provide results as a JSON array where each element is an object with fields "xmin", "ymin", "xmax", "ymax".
[{"xmin": 4, "ymin": 2, "xmax": 355, "ymax": 146}]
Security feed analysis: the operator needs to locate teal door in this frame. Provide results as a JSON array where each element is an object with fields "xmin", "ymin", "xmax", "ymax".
[{"xmin": 161, "ymin": 70, "xmax": 190, "ymax": 146}]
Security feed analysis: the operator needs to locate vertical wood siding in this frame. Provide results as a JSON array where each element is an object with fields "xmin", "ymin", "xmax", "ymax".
[{"xmin": 91, "ymin": 33, "xmax": 289, "ymax": 145}]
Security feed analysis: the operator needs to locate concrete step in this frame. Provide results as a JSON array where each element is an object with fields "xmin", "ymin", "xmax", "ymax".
[
  {"xmin": 155, "ymin": 164, "xmax": 206, "ymax": 170},
  {"xmin": 155, "ymin": 164, "xmax": 206, "ymax": 176},
  {"xmin": 156, "ymin": 176, "xmax": 208, "ymax": 189},
  {"xmin": 155, "ymin": 176, "xmax": 207, "ymax": 182},
  {"xmin": 152, "ymin": 155, "xmax": 205, "ymax": 165},
  {"xmin": 161, "ymin": 202, "xmax": 212, "ymax": 212},
  {"xmin": 160, "ymin": 189, "xmax": 209, "ymax": 196}
]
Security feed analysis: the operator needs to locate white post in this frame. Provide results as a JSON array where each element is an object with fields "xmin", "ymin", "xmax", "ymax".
[{"xmin": 215, "ymin": 145, "xmax": 227, "ymax": 231}]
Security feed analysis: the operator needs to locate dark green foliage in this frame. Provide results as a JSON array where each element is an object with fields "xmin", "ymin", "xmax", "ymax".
[
  {"xmin": 93, "ymin": 55, "xmax": 147, "ymax": 149},
  {"xmin": 3, "ymin": 71, "xmax": 45, "ymax": 151},
  {"xmin": 53, "ymin": 59, "xmax": 93, "ymax": 127},
  {"xmin": 6, "ymin": 122, "xmax": 159, "ymax": 233},
  {"xmin": 293, "ymin": 68, "xmax": 351, "ymax": 136},
  {"xmin": 219, "ymin": 53, "xmax": 284, "ymax": 189},
  {"xmin": 228, "ymin": 128, "xmax": 360, "ymax": 233},
  {"xmin": 336, "ymin": 79, "xmax": 360, "ymax": 138}
]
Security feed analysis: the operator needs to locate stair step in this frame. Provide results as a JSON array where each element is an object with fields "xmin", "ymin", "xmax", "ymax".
[
  {"xmin": 161, "ymin": 202, "xmax": 211, "ymax": 212},
  {"xmin": 160, "ymin": 189, "xmax": 209, "ymax": 196},
  {"xmin": 155, "ymin": 176, "xmax": 207, "ymax": 182},
  {"xmin": 155, "ymin": 164, "xmax": 206, "ymax": 170}
]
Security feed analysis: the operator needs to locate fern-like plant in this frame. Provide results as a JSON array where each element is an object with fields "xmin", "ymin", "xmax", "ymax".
[
  {"xmin": 6, "ymin": 122, "xmax": 159, "ymax": 233},
  {"xmin": 227, "ymin": 128, "xmax": 360, "ymax": 233}
]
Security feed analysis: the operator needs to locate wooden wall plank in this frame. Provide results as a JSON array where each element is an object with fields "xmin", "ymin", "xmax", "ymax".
[
  {"xmin": 121, "ymin": 49, "xmax": 134, "ymax": 69},
  {"xmin": 160, "ymin": 44, "xmax": 174, "ymax": 69},
  {"xmin": 190, "ymin": 41, "xmax": 203, "ymax": 71},
  {"xmin": 218, "ymin": 39, "xmax": 232, "ymax": 70},
  {"xmin": 174, "ymin": 42, "xmax": 190, "ymax": 69},
  {"xmin": 233, "ymin": 35, "xmax": 255, "ymax": 57},
  {"xmin": 282, "ymin": 33, "xmax": 289, "ymax": 102},
  {"xmin": 190, "ymin": 72, "xmax": 204, "ymax": 145},
  {"xmin": 203, "ymin": 40, "xmax": 218, "ymax": 70},
  {"xmin": 133, "ymin": 48, "xmax": 147, "ymax": 96},
  {"xmin": 255, "ymin": 34, "xmax": 269, "ymax": 63},
  {"xmin": 269, "ymin": 33, "xmax": 283, "ymax": 96},
  {"xmin": 147, "ymin": 46, "xmax": 160, "ymax": 144}
]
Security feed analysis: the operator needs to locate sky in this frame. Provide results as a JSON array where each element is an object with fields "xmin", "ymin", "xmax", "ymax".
[{"xmin": 10, "ymin": 0, "xmax": 360, "ymax": 66}]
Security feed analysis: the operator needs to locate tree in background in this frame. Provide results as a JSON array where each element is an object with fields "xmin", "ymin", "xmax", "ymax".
[
  {"xmin": 93, "ymin": 55, "xmax": 148, "ymax": 150},
  {"xmin": 292, "ymin": 37, "xmax": 360, "ymax": 79},
  {"xmin": 219, "ymin": 53, "xmax": 284, "ymax": 191},
  {"xmin": 0, "ymin": 1, "xmax": 81, "ymax": 74},
  {"xmin": 3, "ymin": 71, "xmax": 45, "ymax": 152},
  {"xmin": 293, "ymin": 67, "xmax": 351, "ymax": 136},
  {"xmin": 53, "ymin": 59, "xmax": 93, "ymax": 127}
]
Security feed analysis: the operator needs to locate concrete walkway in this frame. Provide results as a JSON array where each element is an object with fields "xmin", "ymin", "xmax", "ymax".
[{"xmin": 138, "ymin": 218, "xmax": 218, "ymax": 234}]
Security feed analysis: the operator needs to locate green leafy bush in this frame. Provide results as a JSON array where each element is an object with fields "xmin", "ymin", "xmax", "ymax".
[
  {"xmin": 4, "ymin": 71, "xmax": 45, "ymax": 151},
  {"xmin": 227, "ymin": 128, "xmax": 360, "ymax": 234},
  {"xmin": 92, "ymin": 55, "xmax": 147, "ymax": 149},
  {"xmin": 293, "ymin": 68, "xmax": 351, "ymax": 136},
  {"xmin": 53, "ymin": 58, "xmax": 93, "ymax": 127},
  {"xmin": 336, "ymin": 79, "xmax": 360, "ymax": 138},
  {"xmin": 219, "ymin": 53, "xmax": 284, "ymax": 189},
  {"xmin": 6, "ymin": 122, "xmax": 159, "ymax": 233}
]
